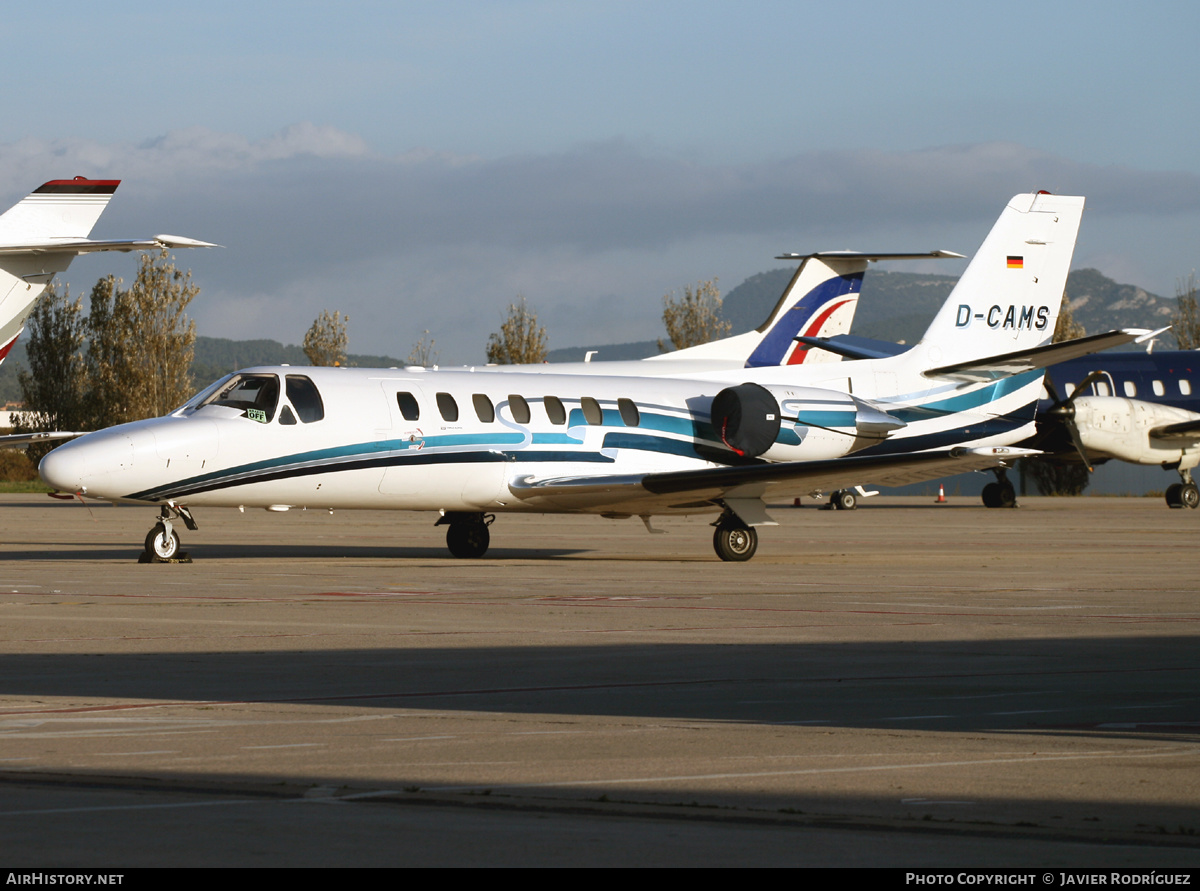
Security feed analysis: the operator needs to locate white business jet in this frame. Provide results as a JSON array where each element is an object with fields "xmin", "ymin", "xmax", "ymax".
[
  {"xmin": 0, "ymin": 177, "xmax": 214, "ymax": 445},
  {"xmin": 41, "ymin": 192, "xmax": 1147, "ymax": 562}
]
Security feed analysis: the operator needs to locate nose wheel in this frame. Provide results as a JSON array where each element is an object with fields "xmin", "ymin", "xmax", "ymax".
[{"xmin": 140, "ymin": 504, "xmax": 197, "ymax": 563}]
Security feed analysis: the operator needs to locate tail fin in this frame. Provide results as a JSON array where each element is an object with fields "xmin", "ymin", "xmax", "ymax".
[
  {"xmin": 647, "ymin": 251, "xmax": 959, "ymax": 368},
  {"xmin": 0, "ymin": 178, "xmax": 119, "ymax": 244},
  {"xmin": 914, "ymin": 192, "xmax": 1085, "ymax": 368},
  {"xmin": 0, "ymin": 179, "xmax": 215, "ymax": 365},
  {"xmin": 0, "ymin": 179, "xmax": 120, "ymax": 360}
]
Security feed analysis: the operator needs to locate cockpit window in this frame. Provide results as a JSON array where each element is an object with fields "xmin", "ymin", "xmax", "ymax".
[
  {"xmin": 197, "ymin": 373, "xmax": 280, "ymax": 423},
  {"xmin": 285, "ymin": 375, "xmax": 325, "ymax": 423}
]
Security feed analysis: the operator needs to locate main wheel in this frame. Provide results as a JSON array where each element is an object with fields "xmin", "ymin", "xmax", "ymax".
[
  {"xmin": 981, "ymin": 482, "xmax": 1001, "ymax": 508},
  {"xmin": 998, "ymin": 482, "xmax": 1016, "ymax": 508},
  {"xmin": 144, "ymin": 524, "xmax": 180, "ymax": 560},
  {"xmin": 834, "ymin": 490, "xmax": 857, "ymax": 511},
  {"xmin": 713, "ymin": 522, "xmax": 758, "ymax": 562},
  {"xmin": 1183, "ymin": 483, "xmax": 1200, "ymax": 510},
  {"xmin": 446, "ymin": 522, "xmax": 490, "ymax": 558},
  {"xmin": 1165, "ymin": 483, "xmax": 1185, "ymax": 508}
]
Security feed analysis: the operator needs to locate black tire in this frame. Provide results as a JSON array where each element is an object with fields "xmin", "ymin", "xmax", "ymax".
[
  {"xmin": 998, "ymin": 482, "xmax": 1017, "ymax": 508},
  {"xmin": 713, "ymin": 523, "xmax": 758, "ymax": 562},
  {"xmin": 447, "ymin": 522, "xmax": 490, "ymax": 558},
  {"xmin": 1183, "ymin": 483, "xmax": 1200, "ymax": 510},
  {"xmin": 835, "ymin": 490, "xmax": 857, "ymax": 511},
  {"xmin": 1166, "ymin": 483, "xmax": 1185, "ymax": 509},
  {"xmin": 981, "ymin": 482, "xmax": 1001, "ymax": 508},
  {"xmin": 144, "ymin": 524, "xmax": 180, "ymax": 560}
]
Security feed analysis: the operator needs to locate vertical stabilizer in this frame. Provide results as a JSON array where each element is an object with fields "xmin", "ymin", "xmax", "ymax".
[
  {"xmin": 0, "ymin": 179, "xmax": 121, "ymax": 362},
  {"xmin": 915, "ymin": 192, "xmax": 1085, "ymax": 368},
  {"xmin": 743, "ymin": 256, "xmax": 866, "ymax": 367}
]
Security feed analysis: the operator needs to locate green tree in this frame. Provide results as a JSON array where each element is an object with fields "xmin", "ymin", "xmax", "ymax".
[
  {"xmin": 1052, "ymin": 292, "xmax": 1086, "ymax": 343},
  {"xmin": 486, "ymin": 297, "xmax": 547, "ymax": 364},
  {"xmin": 87, "ymin": 250, "xmax": 199, "ymax": 426},
  {"xmin": 16, "ymin": 281, "xmax": 89, "ymax": 458},
  {"xmin": 1172, "ymin": 272, "xmax": 1199, "ymax": 350},
  {"xmin": 658, "ymin": 278, "xmax": 730, "ymax": 352},
  {"xmin": 303, "ymin": 309, "xmax": 348, "ymax": 366}
]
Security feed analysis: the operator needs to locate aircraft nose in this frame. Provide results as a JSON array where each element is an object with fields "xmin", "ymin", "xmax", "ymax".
[{"xmin": 39, "ymin": 430, "xmax": 138, "ymax": 495}]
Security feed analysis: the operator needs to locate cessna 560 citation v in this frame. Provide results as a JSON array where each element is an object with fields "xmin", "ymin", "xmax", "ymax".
[{"xmin": 41, "ymin": 192, "xmax": 1148, "ymax": 562}]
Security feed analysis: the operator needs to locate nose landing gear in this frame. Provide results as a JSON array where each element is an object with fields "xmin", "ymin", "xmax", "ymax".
[{"xmin": 139, "ymin": 504, "xmax": 197, "ymax": 563}]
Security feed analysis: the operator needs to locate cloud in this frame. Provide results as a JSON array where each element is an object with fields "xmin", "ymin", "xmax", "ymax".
[{"xmin": 6, "ymin": 127, "xmax": 1197, "ymax": 362}]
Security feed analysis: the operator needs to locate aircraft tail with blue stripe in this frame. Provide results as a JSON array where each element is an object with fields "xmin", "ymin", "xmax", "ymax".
[{"xmin": 642, "ymin": 250, "xmax": 962, "ymax": 370}]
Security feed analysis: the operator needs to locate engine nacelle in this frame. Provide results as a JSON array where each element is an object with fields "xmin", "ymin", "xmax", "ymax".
[
  {"xmin": 710, "ymin": 383, "xmax": 906, "ymax": 462},
  {"xmin": 1072, "ymin": 396, "xmax": 1195, "ymax": 465}
]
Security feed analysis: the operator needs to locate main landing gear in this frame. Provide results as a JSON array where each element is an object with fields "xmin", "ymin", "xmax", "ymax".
[
  {"xmin": 712, "ymin": 511, "xmax": 758, "ymax": 562},
  {"xmin": 829, "ymin": 489, "xmax": 857, "ymax": 510},
  {"xmin": 437, "ymin": 511, "xmax": 494, "ymax": 558},
  {"xmin": 141, "ymin": 504, "xmax": 198, "ymax": 562},
  {"xmin": 981, "ymin": 468, "xmax": 1017, "ymax": 509},
  {"xmin": 1165, "ymin": 467, "xmax": 1200, "ymax": 509}
]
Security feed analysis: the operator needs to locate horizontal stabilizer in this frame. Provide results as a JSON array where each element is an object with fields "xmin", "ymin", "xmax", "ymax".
[
  {"xmin": 793, "ymin": 334, "xmax": 911, "ymax": 360},
  {"xmin": 0, "ymin": 235, "xmax": 218, "ymax": 255},
  {"xmin": 924, "ymin": 329, "xmax": 1153, "ymax": 383},
  {"xmin": 775, "ymin": 250, "xmax": 966, "ymax": 261}
]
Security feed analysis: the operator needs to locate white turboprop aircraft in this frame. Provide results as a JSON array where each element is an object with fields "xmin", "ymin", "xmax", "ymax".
[
  {"xmin": 41, "ymin": 192, "xmax": 1148, "ymax": 562},
  {"xmin": 0, "ymin": 177, "xmax": 214, "ymax": 445}
]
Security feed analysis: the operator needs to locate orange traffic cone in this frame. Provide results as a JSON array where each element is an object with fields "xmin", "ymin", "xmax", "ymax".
[{"xmin": 935, "ymin": 485, "xmax": 947, "ymax": 504}]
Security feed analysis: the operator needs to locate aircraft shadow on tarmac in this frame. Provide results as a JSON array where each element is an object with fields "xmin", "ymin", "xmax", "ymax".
[{"xmin": 2, "ymin": 637, "xmax": 1197, "ymax": 740}]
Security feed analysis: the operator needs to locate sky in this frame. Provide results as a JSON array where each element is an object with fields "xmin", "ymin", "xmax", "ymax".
[{"xmin": 4, "ymin": 1, "xmax": 1199, "ymax": 363}]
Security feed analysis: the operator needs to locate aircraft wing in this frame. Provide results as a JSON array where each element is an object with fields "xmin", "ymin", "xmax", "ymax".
[
  {"xmin": 0, "ymin": 235, "xmax": 217, "ymax": 255},
  {"xmin": 924, "ymin": 328, "xmax": 1160, "ymax": 383},
  {"xmin": 0, "ymin": 431, "xmax": 83, "ymax": 448},
  {"xmin": 508, "ymin": 446, "xmax": 1035, "ymax": 516},
  {"xmin": 1149, "ymin": 418, "xmax": 1200, "ymax": 445}
]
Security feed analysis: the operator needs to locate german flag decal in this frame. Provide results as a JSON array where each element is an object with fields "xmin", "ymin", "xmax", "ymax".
[{"xmin": 1006, "ymin": 256, "xmax": 1024, "ymax": 269}]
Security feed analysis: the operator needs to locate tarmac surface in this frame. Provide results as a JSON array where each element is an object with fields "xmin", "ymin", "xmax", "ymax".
[{"xmin": 0, "ymin": 492, "xmax": 1197, "ymax": 867}]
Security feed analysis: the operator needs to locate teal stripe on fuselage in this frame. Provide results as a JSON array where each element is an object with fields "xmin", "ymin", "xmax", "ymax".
[
  {"xmin": 886, "ymin": 371, "xmax": 1041, "ymax": 423},
  {"xmin": 794, "ymin": 411, "xmax": 855, "ymax": 427},
  {"xmin": 601, "ymin": 432, "xmax": 704, "ymax": 459}
]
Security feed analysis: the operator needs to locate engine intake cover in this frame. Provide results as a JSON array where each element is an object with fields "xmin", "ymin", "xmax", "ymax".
[{"xmin": 711, "ymin": 383, "xmax": 781, "ymax": 457}]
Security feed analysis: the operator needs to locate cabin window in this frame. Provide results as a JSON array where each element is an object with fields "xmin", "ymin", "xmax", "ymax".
[
  {"xmin": 436, "ymin": 392, "xmax": 459, "ymax": 422},
  {"xmin": 1153, "ymin": 380, "xmax": 1165, "ymax": 397},
  {"xmin": 617, "ymin": 398, "xmax": 640, "ymax": 427},
  {"xmin": 198, "ymin": 373, "xmax": 280, "ymax": 423},
  {"xmin": 1181, "ymin": 380, "xmax": 1192, "ymax": 396},
  {"xmin": 396, "ymin": 391, "xmax": 420, "ymax": 421},
  {"xmin": 581, "ymin": 397, "xmax": 603, "ymax": 425},
  {"xmin": 473, "ymin": 393, "xmax": 495, "ymax": 423},
  {"xmin": 1123, "ymin": 381, "xmax": 1137, "ymax": 397},
  {"xmin": 285, "ymin": 375, "xmax": 325, "ymax": 422},
  {"xmin": 1096, "ymin": 381, "xmax": 1111, "ymax": 396},
  {"xmin": 508, "ymin": 394, "xmax": 531, "ymax": 424},
  {"xmin": 544, "ymin": 396, "xmax": 566, "ymax": 425}
]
